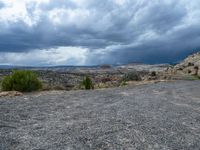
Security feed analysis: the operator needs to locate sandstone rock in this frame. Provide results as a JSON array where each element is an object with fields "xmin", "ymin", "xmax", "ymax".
[
  {"xmin": 172, "ymin": 51, "xmax": 200, "ymax": 77},
  {"xmin": 0, "ymin": 91, "xmax": 23, "ymax": 97}
]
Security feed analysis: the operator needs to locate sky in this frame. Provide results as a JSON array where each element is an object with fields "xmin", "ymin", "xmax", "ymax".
[{"xmin": 0, "ymin": 0, "xmax": 200, "ymax": 66}]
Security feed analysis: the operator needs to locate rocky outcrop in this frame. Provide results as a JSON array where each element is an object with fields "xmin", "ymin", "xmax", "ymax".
[{"xmin": 172, "ymin": 52, "xmax": 200, "ymax": 77}]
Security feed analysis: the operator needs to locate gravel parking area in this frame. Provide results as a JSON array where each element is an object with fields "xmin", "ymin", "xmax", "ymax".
[{"xmin": 0, "ymin": 81, "xmax": 200, "ymax": 149}]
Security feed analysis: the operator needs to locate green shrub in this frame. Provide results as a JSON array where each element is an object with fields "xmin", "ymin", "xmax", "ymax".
[
  {"xmin": 151, "ymin": 71, "xmax": 156, "ymax": 76},
  {"xmin": 120, "ymin": 80, "xmax": 127, "ymax": 87},
  {"xmin": 184, "ymin": 75, "xmax": 200, "ymax": 80},
  {"xmin": 82, "ymin": 76, "xmax": 94, "ymax": 90},
  {"xmin": 1, "ymin": 70, "xmax": 42, "ymax": 92},
  {"xmin": 1, "ymin": 76, "xmax": 12, "ymax": 91},
  {"xmin": 123, "ymin": 72, "xmax": 142, "ymax": 81}
]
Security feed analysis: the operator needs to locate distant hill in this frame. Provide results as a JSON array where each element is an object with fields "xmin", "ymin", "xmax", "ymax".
[{"xmin": 0, "ymin": 65, "xmax": 99, "ymax": 71}]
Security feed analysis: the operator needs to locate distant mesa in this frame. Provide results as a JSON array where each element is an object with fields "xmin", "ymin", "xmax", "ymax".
[{"xmin": 99, "ymin": 64, "xmax": 112, "ymax": 69}]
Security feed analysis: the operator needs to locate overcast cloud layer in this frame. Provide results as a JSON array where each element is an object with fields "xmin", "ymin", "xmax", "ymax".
[{"xmin": 0, "ymin": 0, "xmax": 200, "ymax": 66}]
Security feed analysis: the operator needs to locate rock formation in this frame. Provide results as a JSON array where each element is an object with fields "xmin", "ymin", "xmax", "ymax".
[{"xmin": 172, "ymin": 52, "xmax": 200, "ymax": 77}]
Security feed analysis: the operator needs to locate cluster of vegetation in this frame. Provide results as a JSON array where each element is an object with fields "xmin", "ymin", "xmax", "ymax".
[
  {"xmin": 120, "ymin": 80, "xmax": 128, "ymax": 87},
  {"xmin": 150, "ymin": 71, "xmax": 157, "ymax": 77},
  {"xmin": 184, "ymin": 75, "xmax": 200, "ymax": 80},
  {"xmin": 1, "ymin": 70, "xmax": 42, "ymax": 92},
  {"xmin": 122, "ymin": 72, "xmax": 142, "ymax": 81},
  {"xmin": 81, "ymin": 76, "xmax": 94, "ymax": 90}
]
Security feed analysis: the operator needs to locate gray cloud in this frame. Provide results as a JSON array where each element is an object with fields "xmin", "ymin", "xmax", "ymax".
[
  {"xmin": 0, "ymin": 0, "xmax": 200, "ymax": 65},
  {"xmin": 0, "ymin": 1, "xmax": 4, "ymax": 8}
]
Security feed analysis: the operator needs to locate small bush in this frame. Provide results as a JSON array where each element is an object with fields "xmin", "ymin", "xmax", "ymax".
[
  {"xmin": 123, "ymin": 72, "xmax": 142, "ymax": 81},
  {"xmin": 188, "ymin": 62, "xmax": 194, "ymax": 66},
  {"xmin": 1, "ymin": 70, "xmax": 42, "ymax": 92},
  {"xmin": 151, "ymin": 71, "xmax": 156, "ymax": 76},
  {"xmin": 184, "ymin": 75, "xmax": 200, "ymax": 80},
  {"xmin": 120, "ymin": 80, "xmax": 127, "ymax": 87},
  {"xmin": 194, "ymin": 66, "xmax": 199, "ymax": 70},
  {"xmin": 82, "ymin": 76, "xmax": 94, "ymax": 90}
]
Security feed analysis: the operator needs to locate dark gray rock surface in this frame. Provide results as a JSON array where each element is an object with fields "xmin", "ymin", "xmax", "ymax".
[{"xmin": 0, "ymin": 81, "xmax": 200, "ymax": 150}]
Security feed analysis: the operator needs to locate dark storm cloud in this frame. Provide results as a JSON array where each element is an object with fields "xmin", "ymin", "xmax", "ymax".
[
  {"xmin": 0, "ymin": 0, "xmax": 200, "ymax": 65},
  {"xmin": 134, "ymin": 3, "xmax": 186, "ymax": 35},
  {"xmin": 88, "ymin": 23, "xmax": 200, "ymax": 64}
]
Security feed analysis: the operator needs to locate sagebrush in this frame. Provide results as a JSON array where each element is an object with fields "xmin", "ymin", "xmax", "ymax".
[
  {"xmin": 82, "ymin": 76, "xmax": 94, "ymax": 90},
  {"xmin": 123, "ymin": 72, "xmax": 142, "ymax": 81},
  {"xmin": 1, "ymin": 70, "xmax": 42, "ymax": 92}
]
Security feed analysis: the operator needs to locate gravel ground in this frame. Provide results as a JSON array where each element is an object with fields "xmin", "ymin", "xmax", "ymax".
[{"xmin": 0, "ymin": 81, "xmax": 200, "ymax": 150}]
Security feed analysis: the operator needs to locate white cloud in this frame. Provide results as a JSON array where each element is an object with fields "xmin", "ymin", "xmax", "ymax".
[
  {"xmin": 48, "ymin": 8, "xmax": 91, "ymax": 28},
  {"xmin": 0, "ymin": 0, "xmax": 45, "ymax": 26},
  {"xmin": 0, "ymin": 47, "xmax": 89, "ymax": 66},
  {"xmin": 113, "ymin": 0, "xmax": 128, "ymax": 5}
]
